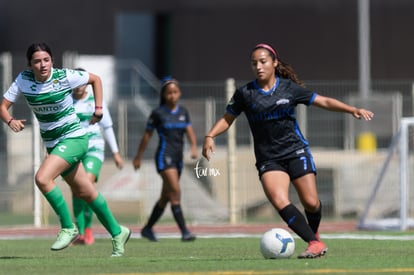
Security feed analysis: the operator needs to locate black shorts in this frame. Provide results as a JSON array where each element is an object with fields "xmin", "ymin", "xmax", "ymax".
[
  {"xmin": 155, "ymin": 154, "xmax": 183, "ymax": 175},
  {"xmin": 256, "ymin": 149, "xmax": 317, "ymax": 180}
]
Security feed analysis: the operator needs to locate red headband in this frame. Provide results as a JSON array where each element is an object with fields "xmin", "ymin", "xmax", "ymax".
[{"xmin": 254, "ymin": 43, "xmax": 278, "ymax": 59}]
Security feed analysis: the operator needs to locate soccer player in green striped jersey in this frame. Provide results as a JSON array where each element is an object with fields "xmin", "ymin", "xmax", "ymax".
[
  {"xmin": 0, "ymin": 42, "xmax": 130, "ymax": 257},
  {"xmin": 71, "ymin": 68, "xmax": 124, "ymax": 245}
]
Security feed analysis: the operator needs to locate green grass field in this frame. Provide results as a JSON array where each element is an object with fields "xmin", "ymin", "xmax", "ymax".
[{"xmin": 1, "ymin": 234, "xmax": 414, "ymax": 275}]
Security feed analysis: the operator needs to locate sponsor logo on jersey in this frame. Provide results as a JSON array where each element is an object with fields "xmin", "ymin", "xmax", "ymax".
[
  {"xmin": 276, "ymin": 99, "xmax": 289, "ymax": 105},
  {"xmin": 33, "ymin": 105, "xmax": 64, "ymax": 113},
  {"xmin": 296, "ymin": 149, "xmax": 305, "ymax": 155}
]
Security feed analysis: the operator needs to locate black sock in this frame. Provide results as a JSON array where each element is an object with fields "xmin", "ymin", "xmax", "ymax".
[
  {"xmin": 145, "ymin": 203, "xmax": 165, "ymax": 229},
  {"xmin": 171, "ymin": 204, "xmax": 188, "ymax": 234},
  {"xmin": 305, "ymin": 201, "xmax": 322, "ymax": 234},
  {"xmin": 279, "ymin": 204, "xmax": 318, "ymax": 242}
]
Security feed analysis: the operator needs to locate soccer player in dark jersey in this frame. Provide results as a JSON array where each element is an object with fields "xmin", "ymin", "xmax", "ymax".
[
  {"xmin": 133, "ymin": 76, "xmax": 198, "ymax": 242},
  {"xmin": 202, "ymin": 43, "xmax": 374, "ymax": 258}
]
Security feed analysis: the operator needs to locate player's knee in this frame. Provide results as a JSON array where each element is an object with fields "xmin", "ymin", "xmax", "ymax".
[
  {"xmin": 168, "ymin": 193, "xmax": 181, "ymax": 204},
  {"xmin": 303, "ymin": 198, "xmax": 320, "ymax": 212},
  {"xmin": 34, "ymin": 172, "xmax": 51, "ymax": 191}
]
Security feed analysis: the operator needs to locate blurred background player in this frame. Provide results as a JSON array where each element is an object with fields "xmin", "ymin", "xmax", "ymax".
[
  {"xmin": 71, "ymin": 68, "xmax": 124, "ymax": 245},
  {"xmin": 133, "ymin": 76, "xmax": 198, "ymax": 242},
  {"xmin": 202, "ymin": 43, "xmax": 374, "ymax": 258},
  {"xmin": 0, "ymin": 42, "xmax": 130, "ymax": 256}
]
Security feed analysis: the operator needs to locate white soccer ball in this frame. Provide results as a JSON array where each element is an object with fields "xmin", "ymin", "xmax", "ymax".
[{"xmin": 260, "ymin": 228, "xmax": 295, "ymax": 259}]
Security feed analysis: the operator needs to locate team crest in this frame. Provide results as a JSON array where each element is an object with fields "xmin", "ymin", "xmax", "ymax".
[{"xmin": 52, "ymin": 79, "xmax": 61, "ymax": 91}]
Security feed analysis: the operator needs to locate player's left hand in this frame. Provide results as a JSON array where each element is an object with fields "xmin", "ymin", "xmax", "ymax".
[
  {"xmin": 353, "ymin": 108, "xmax": 374, "ymax": 121},
  {"xmin": 113, "ymin": 152, "xmax": 124, "ymax": 169},
  {"xmin": 202, "ymin": 136, "xmax": 215, "ymax": 161},
  {"xmin": 90, "ymin": 111, "xmax": 103, "ymax": 124},
  {"xmin": 190, "ymin": 147, "xmax": 198, "ymax": 159},
  {"xmin": 132, "ymin": 156, "xmax": 141, "ymax": 170}
]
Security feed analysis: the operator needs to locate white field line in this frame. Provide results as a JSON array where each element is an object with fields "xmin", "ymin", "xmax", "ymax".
[{"xmin": 1, "ymin": 232, "xmax": 414, "ymax": 241}]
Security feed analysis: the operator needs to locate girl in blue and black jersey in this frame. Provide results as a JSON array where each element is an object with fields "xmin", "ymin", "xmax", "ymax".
[
  {"xmin": 133, "ymin": 77, "xmax": 198, "ymax": 242},
  {"xmin": 202, "ymin": 43, "xmax": 374, "ymax": 258}
]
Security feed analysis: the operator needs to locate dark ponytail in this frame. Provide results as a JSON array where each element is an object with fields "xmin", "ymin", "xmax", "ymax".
[{"xmin": 275, "ymin": 60, "xmax": 304, "ymax": 87}]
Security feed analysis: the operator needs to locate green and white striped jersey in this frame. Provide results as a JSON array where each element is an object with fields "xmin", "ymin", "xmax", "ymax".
[
  {"xmin": 73, "ymin": 90, "xmax": 118, "ymax": 162},
  {"xmin": 4, "ymin": 68, "xmax": 89, "ymax": 148}
]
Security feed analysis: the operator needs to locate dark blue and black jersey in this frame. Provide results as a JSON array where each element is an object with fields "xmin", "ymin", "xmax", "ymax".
[
  {"xmin": 146, "ymin": 105, "xmax": 192, "ymax": 173},
  {"xmin": 226, "ymin": 77, "xmax": 317, "ymax": 165}
]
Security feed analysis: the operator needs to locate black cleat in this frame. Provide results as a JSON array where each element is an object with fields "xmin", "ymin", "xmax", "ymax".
[
  {"xmin": 141, "ymin": 227, "xmax": 158, "ymax": 242},
  {"xmin": 181, "ymin": 232, "xmax": 196, "ymax": 242}
]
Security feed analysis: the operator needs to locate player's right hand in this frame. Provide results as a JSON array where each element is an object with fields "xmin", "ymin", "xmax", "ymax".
[
  {"xmin": 8, "ymin": 118, "xmax": 27, "ymax": 132},
  {"xmin": 202, "ymin": 136, "xmax": 215, "ymax": 161},
  {"xmin": 132, "ymin": 157, "xmax": 141, "ymax": 170}
]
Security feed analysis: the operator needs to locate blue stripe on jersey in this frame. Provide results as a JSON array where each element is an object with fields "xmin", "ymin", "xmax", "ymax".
[
  {"xmin": 247, "ymin": 108, "xmax": 295, "ymax": 123},
  {"xmin": 226, "ymin": 107, "xmax": 239, "ymax": 116},
  {"xmin": 178, "ymin": 160, "xmax": 183, "ymax": 173},
  {"xmin": 253, "ymin": 77, "xmax": 280, "ymax": 95},
  {"xmin": 163, "ymin": 105, "xmax": 180, "ymax": 114},
  {"xmin": 164, "ymin": 122, "xmax": 188, "ymax": 129},
  {"xmin": 157, "ymin": 131, "xmax": 167, "ymax": 170},
  {"xmin": 294, "ymin": 121, "xmax": 309, "ymax": 146},
  {"xmin": 308, "ymin": 93, "xmax": 317, "ymax": 105},
  {"xmin": 307, "ymin": 147, "xmax": 316, "ymax": 172}
]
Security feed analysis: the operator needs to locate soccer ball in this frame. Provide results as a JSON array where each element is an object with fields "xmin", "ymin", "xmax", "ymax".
[{"xmin": 260, "ymin": 228, "xmax": 295, "ymax": 259}]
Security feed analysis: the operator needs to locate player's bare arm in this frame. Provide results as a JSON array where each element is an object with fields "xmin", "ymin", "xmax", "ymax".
[
  {"xmin": 313, "ymin": 95, "xmax": 374, "ymax": 121},
  {"xmin": 133, "ymin": 130, "xmax": 153, "ymax": 170},
  {"xmin": 202, "ymin": 113, "xmax": 236, "ymax": 160},
  {"xmin": 0, "ymin": 98, "xmax": 27, "ymax": 132}
]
